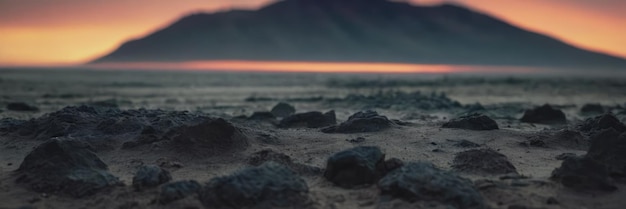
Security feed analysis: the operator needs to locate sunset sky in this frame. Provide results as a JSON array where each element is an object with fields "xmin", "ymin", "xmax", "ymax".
[{"xmin": 1, "ymin": 0, "xmax": 625, "ymax": 67}]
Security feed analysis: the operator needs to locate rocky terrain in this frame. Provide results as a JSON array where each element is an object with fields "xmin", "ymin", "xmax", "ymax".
[{"xmin": 1, "ymin": 69, "xmax": 626, "ymax": 209}]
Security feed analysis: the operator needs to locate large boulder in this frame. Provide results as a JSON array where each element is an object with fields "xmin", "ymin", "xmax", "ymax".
[
  {"xmin": 378, "ymin": 162, "xmax": 486, "ymax": 209},
  {"xmin": 199, "ymin": 162, "xmax": 309, "ymax": 208},
  {"xmin": 442, "ymin": 113, "xmax": 499, "ymax": 130},
  {"xmin": 323, "ymin": 146, "xmax": 385, "ymax": 188},
  {"xmin": 132, "ymin": 165, "xmax": 172, "ymax": 191},
  {"xmin": 322, "ymin": 110, "xmax": 393, "ymax": 133},
  {"xmin": 520, "ymin": 104, "xmax": 566, "ymax": 124},
  {"xmin": 279, "ymin": 111, "xmax": 336, "ymax": 128},
  {"xmin": 452, "ymin": 149, "xmax": 517, "ymax": 175},
  {"xmin": 158, "ymin": 180, "xmax": 202, "ymax": 204},
  {"xmin": 15, "ymin": 138, "xmax": 121, "ymax": 197}
]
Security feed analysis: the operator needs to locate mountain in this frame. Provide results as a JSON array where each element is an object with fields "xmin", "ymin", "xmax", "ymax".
[{"xmin": 91, "ymin": 0, "xmax": 626, "ymax": 68}]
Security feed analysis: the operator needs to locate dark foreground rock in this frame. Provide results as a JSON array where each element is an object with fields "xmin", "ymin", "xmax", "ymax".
[
  {"xmin": 271, "ymin": 102, "xmax": 296, "ymax": 118},
  {"xmin": 324, "ymin": 146, "xmax": 385, "ymax": 188},
  {"xmin": 322, "ymin": 110, "xmax": 393, "ymax": 133},
  {"xmin": 452, "ymin": 149, "xmax": 517, "ymax": 175},
  {"xmin": 442, "ymin": 113, "xmax": 499, "ymax": 130},
  {"xmin": 586, "ymin": 129, "xmax": 626, "ymax": 179},
  {"xmin": 158, "ymin": 180, "xmax": 202, "ymax": 204},
  {"xmin": 199, "ymin": 162, "xmax": 309, "ymax": 208},
  {"xmin": 378, "ymin": 162, "xmax": 486, "ymax": 209},
  {"xmin": 132, "ymin": 165, "xmax": 172, "ymax": 191},
  {"xmin": 578, "ymin": 114, "xmax": 626, "ymax": 137},
  {"xmin": 551, "ymin": 156, "xmax": 616, "ymax": 191},
  {"xmin": 520, "ymin": 104, "xmax": 566, "ymax": 124},
  {"xmin": 247, "ymin": 149, "xmax": 322, "ymax": 175},
  {"xmin": 278, "ymin": 110, "xmax": 336, "ymax": 128},
  {"xmin": 15, "ymin": 138, "xmax": 121, "ymax": 197},
  {"xmin": 6, "ymin": 102, "xmax": 39, "ymax": 111}
]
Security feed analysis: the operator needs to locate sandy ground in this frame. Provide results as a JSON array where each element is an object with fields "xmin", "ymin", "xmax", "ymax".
[{"xmin": 1, "ymin": 69, "xmax": 626, "ymax": 209}]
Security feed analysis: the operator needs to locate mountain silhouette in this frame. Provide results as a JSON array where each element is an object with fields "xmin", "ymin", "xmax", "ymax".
[{"xmin": 91, "ymin": 0, "xmax": 626, "ymax": 68}]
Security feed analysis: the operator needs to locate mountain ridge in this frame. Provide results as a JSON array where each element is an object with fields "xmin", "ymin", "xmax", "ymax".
[{"xmin": 91, "ymin": 0, "xmax": 626, "ymax": 69}]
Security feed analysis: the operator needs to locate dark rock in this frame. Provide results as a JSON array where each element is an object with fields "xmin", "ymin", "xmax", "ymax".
[
  {"xmin": 321, "ymin": 110, "xmax": 393, "ymax": 133},
  {"xmin": 7, "ymin": 102, "xmax": 39, "ymax": 111},
  {"xmin": 247, "ymin": 111, "xmax": 276, "ymax": 120},
  {"xmin": 158, "ymin": 180, "xmax": 201, "ymax": 204},
  {"xmin": 452, "ymin": 149, "xmax": 517, "ymax": 175},
  {"xmin": 546, "ymin": 197, "xmax": 559, "ymax": 205},
  {"xmin": 581, "ymin": 104, "xmax": 605, "ymax": 115},
  {"xmin": 199, "ymin": 162, "xmax": 308, "ymax": 208},
  {"xmin": 378, "ymin": 162, "xmax": 486, "ymax": 209},
  {"xmin": 270, "ymin": 102, "xmax": 296, "ymax": 118},
  {"xmin": 520, "ymin": 104, "xmax": 566, "ymax": 124},
  {"xmin": 555, "ymin": 153, "xmax": 577, "ymax": 160},
  {"xmin": 528, "ymin": 138, "xmax": 546, "ymax": 147},
  {"xmin": 324, "ymin": 146, "xmax": 385, "ymax": 188},
  {"xmin": 586, "ymin": 129, "xmax": 626, "ymax": 179},
  {"xmin": 247, "ymin": 149, "xmax": 322, "ymax": 175},
  {"xmin": 279, "ymin": 110, "xmax": 336, "ymax": 128},
  {"xmin": 442, "ymin": 113, "xmax": 498, "ymax": 130},
  {"xmin": 5, "ymin": 105, "xmax": 214, "ymax": 143},
  {"xmin": 550, "ymin": 156, "xmax": 616, "ymax": 191},
  {"xmin": 15, "ymin": 138, "xmax": 121, "ymax": 197},
  {"xmin": 132, "ymin": 165, "xmax": 172, "ymax": 191},
  {"xmin": 578, "ymin": 114, "xmax": 626, "ymax": 136},
  {"xmin": 451, "ymin": 139, "xmax": 481, "ymax": 148},
  {"xmin": 163, "ymin": 117, "xmax": 248, "ymax": 153},
  {"xmin": 156, "ymin": 158, "xmax": 184, "ymax": 169},
  {"xmin": 346, "ymin": 137, "xmax": 365, "ymax": 143}
]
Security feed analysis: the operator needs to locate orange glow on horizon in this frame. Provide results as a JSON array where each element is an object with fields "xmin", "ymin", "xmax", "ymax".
[
  {"xmin": 85, "ymin": 61, "xmax": 536, "ymax": 74},
  {"xmin": 0, "ymin": 0, "xmax": 625, "ymax": 66}
]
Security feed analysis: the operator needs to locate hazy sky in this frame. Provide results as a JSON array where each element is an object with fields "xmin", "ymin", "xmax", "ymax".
[{"xmin": 1, "ymin": 0, "xmax": 625, "ymax": 66}]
